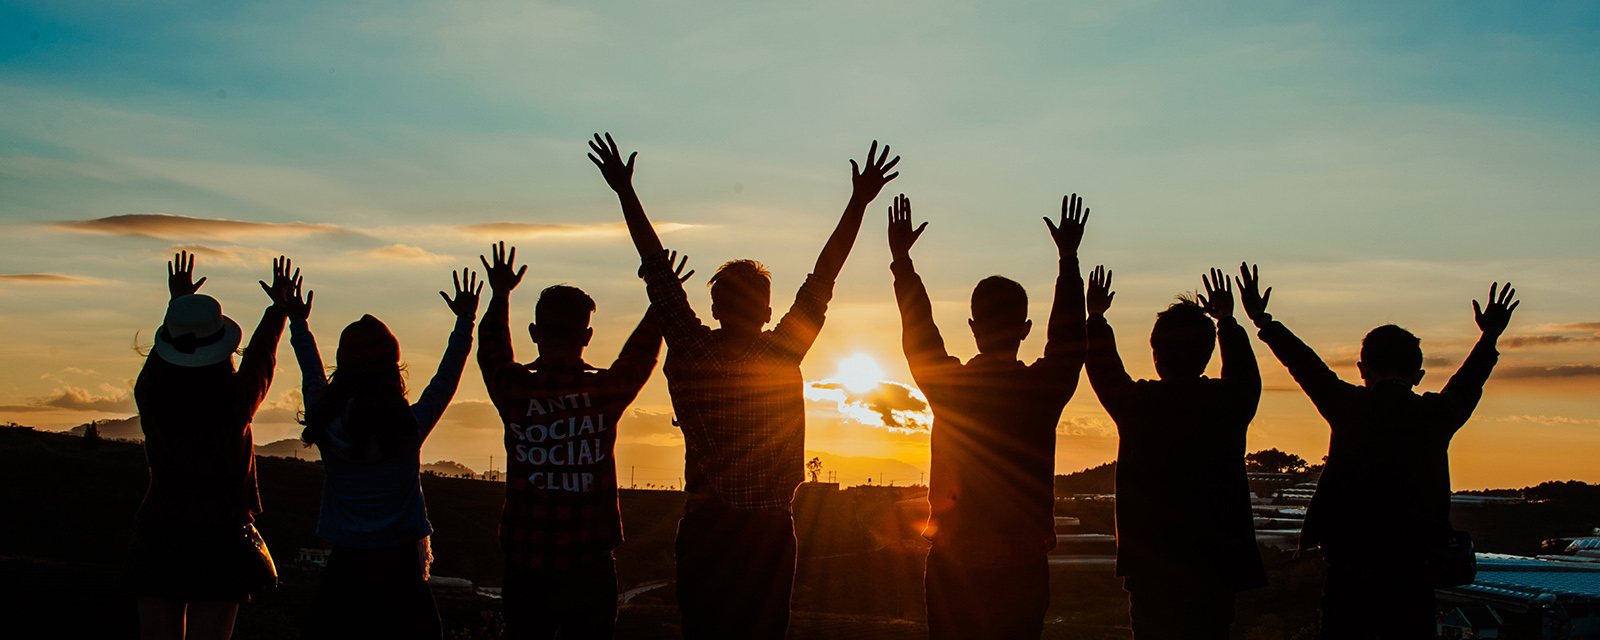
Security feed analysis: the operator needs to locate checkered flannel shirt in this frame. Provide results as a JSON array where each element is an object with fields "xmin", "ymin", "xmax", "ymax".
[{"xmin": 641, "ymin": 250, "xmax": 833, "ymax": 512}]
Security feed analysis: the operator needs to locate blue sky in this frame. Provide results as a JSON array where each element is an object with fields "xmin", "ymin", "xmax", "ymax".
[{"xmin": 3, "ymin": 0, "xmax": 1599, "ymax": 488}]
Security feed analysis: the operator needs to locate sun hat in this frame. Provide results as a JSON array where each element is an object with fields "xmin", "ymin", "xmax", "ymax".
[{"xmin": 154, "ymin": 294, "xmax": 243, "ymax": 367}]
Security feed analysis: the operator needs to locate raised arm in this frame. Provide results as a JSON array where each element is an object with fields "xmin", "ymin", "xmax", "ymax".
[
  {"xmin": 1042, "ymin": 193, "xmax": 1088, "ymax": 365},
  {"xmin": 1084, "ymin": 265, "xmax": 1136, "ymax": 415},
  {"xmin": 887, "ymin": 194, "xmax": 957, "ymax": 374},
  {"xmin": 242, "ymin": 256, "xmax": 298, "ymax": 409},
  {"xmin": 589, "ymin": 132, "xmax": 663, "ymax": 258},
  {"xmin": 283, "ymin": 270, "xmax": 326, "ymax": 405},
  {"xmin": 1202, "ymin": 268, "xmax": 1261, "ymax": 416},
  {"xmin": 414, "ymin": 268, "xmax": 482, "ymax": 440},
  {"xmin": 1441, "ymin": 282, "xmax": 1518, "ymax": 417},
  {"xmin": 812, "ymin": 140, "xmax": 900, "ymax": 282},
  {"xmin": 477, "ymin": 242, "xmax": 525, "ymax": 380},
  {"xmin": 1239, "ymin": 262, "xmax": 1346, "ymax": 408}
]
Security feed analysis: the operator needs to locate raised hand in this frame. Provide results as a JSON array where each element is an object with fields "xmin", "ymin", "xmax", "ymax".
[
  {"xmin": 1087, "ymin": 265, "xmax": 1115, "ymax": 316},
  {"xmin": 1235, "ymin": 262, "xmax": 1272, "ymax": 326},
  {"xmin": 887, "ymin": 194, "xmax": 926, "ymax": 260},
  {"xmin": 284, "ymin": 276, "xmax": 313, "ymax": 321},
  {"xmin": 441, "ymin": 268, "xmax": 484, "ymax": 319},
  {"xmin": 587, "ymin": 132, "xmax": 637, "ymax": 193},
  {"xmin": 667, "ymin": 250, "xmax": 695, "ymax": 284},
  {"xmin": 849, "ymin": 140, "xmax": 901, "ymax": 204},
  {"xmin": 1473, "ymin": 282, "xmax": 1519, "ymax": 337},
  {"xmin": 1045, "ymin": 193, "xmax": 1090, "ymax": 256},
  {"xmin": 1198, "ymin": 267, "xmax": 1234, "ymax": 321},
  {"xmin": 167, "ymin": 250, "xmax": 207, "ymax": 300},
  {"xmin": 258, "ymin": 256, "xmax": 301, "ymax": 311},
  {"xmin": 479, "ymin": 242, "xmax": 527, "ymax": 293}
]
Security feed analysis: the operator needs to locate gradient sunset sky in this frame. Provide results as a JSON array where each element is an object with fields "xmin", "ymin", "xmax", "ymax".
[{"xmin": 2, "ymin": 1, "xmax": 1597, "ymax": 490}]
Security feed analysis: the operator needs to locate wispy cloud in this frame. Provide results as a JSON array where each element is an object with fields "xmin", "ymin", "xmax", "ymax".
[
  {"xmin": 457, "ymin": 221, "xmax": 698, "ymax": 241},
  {"xmin": 0, "ymin": 274, "xmax": 99, "ymax": 285},
  {"xmin": 1497, "ymin": 364, "xmax": 1600, "ymax": 379},
  {"xmin": 368, "ymin": 244, "xmax": 453, "ymax": 263},
  {"xmin": 1058, "ymin": 416, "xmax": 1116, "ymax": 438},
  {"xmin": 0, "ymin": 386, "xmax": 134, "ymax": 414},
  {"xmin": 1491, "ymin": 415, "xmax": 1600, "ymax": 426},
  {"xmin": 51, "ymin": 213, "xmax": 345, "ymax": 241},
  {"xmin": 168, "ymin": 244, "xmax": 285, "ymax": 266}
]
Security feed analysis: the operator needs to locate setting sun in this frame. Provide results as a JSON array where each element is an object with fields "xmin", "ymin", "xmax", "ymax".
[{"xmin": 833, "ymin": 354, "xmax": 887, "ymax": 394}]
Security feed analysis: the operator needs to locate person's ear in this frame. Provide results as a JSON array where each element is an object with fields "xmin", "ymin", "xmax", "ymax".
[
  {"xmin": 1412, "ymin": 369, "xmax": 1426, "ymax": 387},
  {"xmin": 1020, "ymin": 319, "xmax": 1032, "ymax": 342},
  {"xmin": 1357, "ymin": 361, "xmax": 1368, "ymax": 380},
  {"xmin": 581, "ymin": 327, "xmax": 594, "ymax": 347},
  {"xmin": 968, "ymin": 318, "xmax": 978, "ymax": 338},
  {"xmin": 528, "ymin": 323, "xmax": 540, "ymax": 345},
  {"xmin": 763, "ymin": 306, "xmax": 773, "ymax": 325},
  {"xmin": 710, "ymin": 301, "xmax": 723, "ymax": 322}
]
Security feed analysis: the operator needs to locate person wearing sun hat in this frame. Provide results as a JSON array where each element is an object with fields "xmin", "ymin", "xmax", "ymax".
[{"xmin": 127, "ymin": 251, "xmax": 300, "ymax": 640}]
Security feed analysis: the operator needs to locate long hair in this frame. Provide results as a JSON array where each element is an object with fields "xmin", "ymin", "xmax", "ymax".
[{"xmin": 300, "ymin": 315, "xmax": 418, "ymax": 457}]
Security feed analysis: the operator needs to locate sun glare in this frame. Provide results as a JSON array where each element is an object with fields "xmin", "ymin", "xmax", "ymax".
[{"xmin": 834, "ymin": 354, "xmax": 886, "ymax": 394}]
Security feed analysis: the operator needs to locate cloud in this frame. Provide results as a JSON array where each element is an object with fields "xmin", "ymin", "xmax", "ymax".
[
  {"xmin": 0, "ymin": 386, "xmax": 134, "ymax": 414},
  {"xmin": 1497, "ymin": 364, "xmax": 1600, "ymax": 379},
  {"xmin": 0, "ymin": 273, "xmax": 99, "ymax": 284},
  {"xmin": 1326, "ymin": 355, "xmax": 1454, "ymax": 368},
  {"xmin": 1491, "ymin": 415, "xmax": 1600, "ymax": 426},
  {"xmin": 168, "ymin": 244, "xmax": 284, "ymax": 266},
  {"xmin": 805, "ymin": 379, "xmax": 931, "ymax": 434},
  {"xmin": 621, "ymin": 409, "xmax": 679, "ymax": 436},
  {"xmin": 50, "ymin": 213, "xmax": 344, "ymax": 241},
  {"xmin": 1058, "ymin": 416, "xmax": 1116, "ymax": 438},
  {"xmin": 368, "ymin": 244, "xmax": 453, "ymax": 263},
  {"xmin": 457, "ymin": 221, "xmax": 697, "ymax": 241}
]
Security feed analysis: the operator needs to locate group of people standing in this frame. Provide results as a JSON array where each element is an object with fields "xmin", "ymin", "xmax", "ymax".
[{"xmin": 127, "ymin": 133, "xmax": 1519, "ymax": 640}]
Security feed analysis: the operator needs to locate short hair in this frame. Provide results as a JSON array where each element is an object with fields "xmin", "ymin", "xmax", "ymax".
[
  {"xmin": 1150, "ymin": 296, "xmax": 1216, "ymax": 378},
  {"xmin": 707, "ymin": 259, "xmax": 772, "ymax": 307},
  {"xmin": 970, "ymin": 276, "xmax": 1028, "ymax": 327},
  {"xmin": 535, "ymin": 285, "xmax": 595, "ymax": 330},
  {"xmin": 1361, "ymin": 324, "xmax": 1423, "ymax": 378}
]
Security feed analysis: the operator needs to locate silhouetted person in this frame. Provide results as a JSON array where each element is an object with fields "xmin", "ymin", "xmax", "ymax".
[
  {"xmin": 128, "ymin": 251, "xmax": 297, "ymax": 640},
  {"xmin": 891, "ymin": 193, "xmax": 1087, "ymax": 640},
  {"xmin": 1238, "ymin": 264, "xmax": 1519, "ymax": 639},
  {"xmin": 589, "ymin": 132, "xmax": 899, "ymax": 639},
  {"xmin": 1083, "ymin": 266, "xmax": 1266, "ymax": 639},
  {"xmin": 294, "ymin": 268, "xmax": 481, "ymax": 640},
  {"xmin": 478, "ymin": 242, "xmax": 684, "ymax": 640}
]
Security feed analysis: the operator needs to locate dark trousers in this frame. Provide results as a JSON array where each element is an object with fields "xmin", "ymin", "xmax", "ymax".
[
  {"xmin": 925, "ymin": 547, "xmax": 1049, "ymax": 640},
  {"xmin": 1320, "ymin": 559, "xmax": 1435, "ymax": 640},
  {"xmin": 304, "ymin": 545, "xmax": 441, "ymax": 640},
  {"xmin": 675, "ymin": 505, "xmax": 796, "ymax": 640},
  {"xmin": 503, "ymin": 557, "xmax": 618, "ymax": 640},
  {"xmin": 1123, "ymin": 575, "xmax": 1236, "ymax": 640}
]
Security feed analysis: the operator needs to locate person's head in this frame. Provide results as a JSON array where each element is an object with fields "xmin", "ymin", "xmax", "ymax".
[
  {"xmin": 708, "ymin": 260, "xmax": 772, "ymax": 335},
  {"xmin": 154, "ymin": 294, "xmax": 242, "ymax": 369},
  {"xmin": 530, "ymin": 285, "xmax": 595, "ymax": 357},
  {"xmin": 968, "ymin": 276, "xmax": 1031, "ymax": 355},
  {"xmin": 304, "ymin": 314, "xmax": 415, "ymax": 453},
  {"xmin": 1358, "ymin": 324, "xmax": 1425, "ymax": 386},
  {"xmin": 1150, "ymin": 296, "xmax": 1215, "ymax": 380}
]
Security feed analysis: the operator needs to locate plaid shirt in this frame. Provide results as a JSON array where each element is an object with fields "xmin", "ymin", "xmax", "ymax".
[
  {"xmin": 478, "ymin": 294, "xmax": 660, "ymax": 569},
  {"xmin": 894, "ymin": 256, "xmax": 1083, "ymax": 567},
  {"xmin": 641, "ymin": 250, "xmax": 833, "ymax": 512}
]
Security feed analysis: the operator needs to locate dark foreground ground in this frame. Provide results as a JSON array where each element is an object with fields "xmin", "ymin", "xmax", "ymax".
[{"xmin": 4, "ymin": 426, "xmax": 1598, "ymax": 639}]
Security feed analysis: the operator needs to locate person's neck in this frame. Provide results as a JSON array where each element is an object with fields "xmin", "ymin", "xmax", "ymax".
[
  {"xmin": 535, "ymin": 349, "xmax": 586, "ymax": 367},
  {"xmin": 976, "ymin": 347, "xmax": 1021, "ymax": 362}
]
